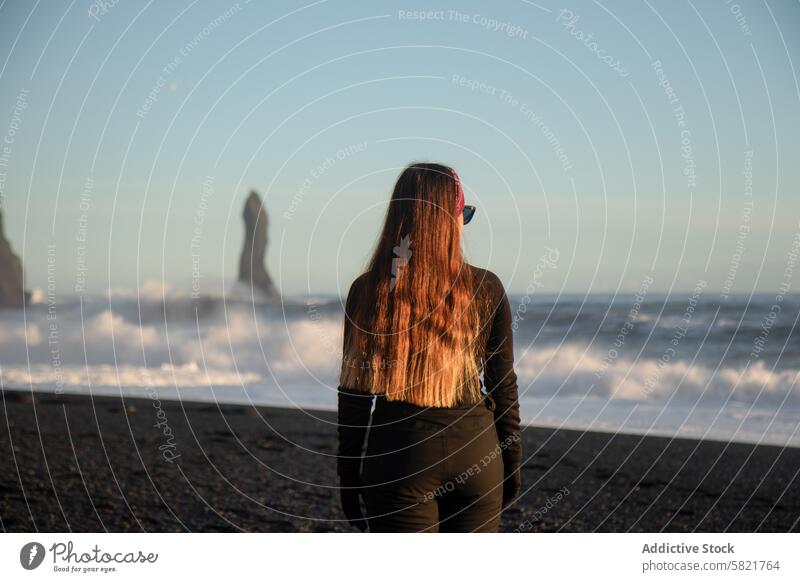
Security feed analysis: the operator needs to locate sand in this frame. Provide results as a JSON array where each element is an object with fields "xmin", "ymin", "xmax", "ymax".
[{"xmin": 1, "ymin": 390, "xmax": 797, "ymax": 532}]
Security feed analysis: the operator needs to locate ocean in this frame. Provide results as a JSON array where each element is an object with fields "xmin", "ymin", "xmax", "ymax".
[{"xmin": 2, "ymin": 283, "xmax": 798, "ymax": 448}]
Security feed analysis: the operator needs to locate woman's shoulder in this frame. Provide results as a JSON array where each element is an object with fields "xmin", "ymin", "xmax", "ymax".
[
  {"xmin": 345, "ymin": 271, "xmax": 371, "ymax": 292},
  {"xmin": 350, "ymin": 271, "xmax": 370, "ymax": 288},
  {"xmin": 342, "ymin": 272, "xmax": 370, "ymax": 313},
  {"xmin": 465, "ymin": 263, "xmax": 506, "ymax": 296}
]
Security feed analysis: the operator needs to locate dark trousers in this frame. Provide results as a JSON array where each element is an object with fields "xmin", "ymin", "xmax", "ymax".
[{"xmin": 361, "ymin": 395, "xmax": 503, "ymax": 532}]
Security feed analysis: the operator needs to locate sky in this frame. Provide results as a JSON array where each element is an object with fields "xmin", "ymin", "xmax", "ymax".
[{"xmin": 0, "ymin": 0, "xmax": 798, "ymax": 298}]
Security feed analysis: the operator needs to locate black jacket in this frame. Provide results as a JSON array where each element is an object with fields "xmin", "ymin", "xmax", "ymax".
[{"xmin": 336, "ymin": 264, "xmax": 522, "ymax": 488}]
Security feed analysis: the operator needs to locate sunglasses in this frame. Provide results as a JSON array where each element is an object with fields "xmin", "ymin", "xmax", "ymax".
[{"xmin": 462, "ymin": 205, "xmax": 476, "ymax": 225}]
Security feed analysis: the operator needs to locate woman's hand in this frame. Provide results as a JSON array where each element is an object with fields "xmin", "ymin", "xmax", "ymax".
[
  {"xmin": 339, "ymin": 475, "xmax": 367, "ymax": 531},
  {"xmin": 502, "ymin": 469, "xmax": 521, "ymax": 509}
]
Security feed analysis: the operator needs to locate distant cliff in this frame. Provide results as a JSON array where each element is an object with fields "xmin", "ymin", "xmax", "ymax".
[
  {"xmin": 0, "ymin": 210, "xmax": 28, "ymax": 309},
  {"xmin": 238, "ymin": 191, "xmax": 280, "ymax": 299}
]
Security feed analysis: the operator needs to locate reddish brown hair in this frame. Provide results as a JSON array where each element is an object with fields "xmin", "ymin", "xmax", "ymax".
[{"xmin": 338, "ymin": 163, "xmax": 483, "ymax": 407}]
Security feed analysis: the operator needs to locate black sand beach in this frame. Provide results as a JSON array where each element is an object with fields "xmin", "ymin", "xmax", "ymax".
[{"xmin": 1, "ymin": 389, "xmax": 797, "ymax": 532}]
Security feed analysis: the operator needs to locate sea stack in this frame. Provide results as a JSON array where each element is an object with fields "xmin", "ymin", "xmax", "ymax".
[
  {"xmin": 0, "ymin": 209, "xmax": 28, "ymax": 308},
  {"xmin": 238, "ymin": 190, "xmax": 280, "ymax": 299}
]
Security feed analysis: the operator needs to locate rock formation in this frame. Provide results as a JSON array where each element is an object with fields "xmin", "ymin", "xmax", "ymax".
[
  {"xmin": 0, "ymin": 209, "xmax": 28, "ymax": 308},
  {"xmin": 238, "ymin": 191, "xmax": 280, "ymax": 299}
]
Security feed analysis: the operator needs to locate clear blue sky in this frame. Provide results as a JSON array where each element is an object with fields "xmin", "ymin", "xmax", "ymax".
[{"xmin": 0, "ymin": 0, "xmax": 798, "ymax": 297}]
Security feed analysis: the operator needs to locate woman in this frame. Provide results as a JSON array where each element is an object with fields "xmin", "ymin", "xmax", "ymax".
[{"xmin": 336, "ymin": 162, "xmax": 521, "ymax": 533}]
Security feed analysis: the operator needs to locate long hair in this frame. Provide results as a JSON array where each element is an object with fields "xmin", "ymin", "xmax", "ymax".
[{"xmin": 338, "ymin": 163, "xmax": 484, "ymax": 407}]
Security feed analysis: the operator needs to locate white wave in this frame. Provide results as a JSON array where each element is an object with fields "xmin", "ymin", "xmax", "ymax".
[
  {"xmin": 2, "ymin": 362, "xmax": 260, "ymax": 389},
  {"xmin": 1, "ymin": 298, "xmax": 799, "ymax": 411},
  {"xmin": 0, "ymin": 299, "xmax": 344, "ymax": 386},
  {"xmin": 514, "ymin": 343, "xmax": 800, "ymax": 406}
]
